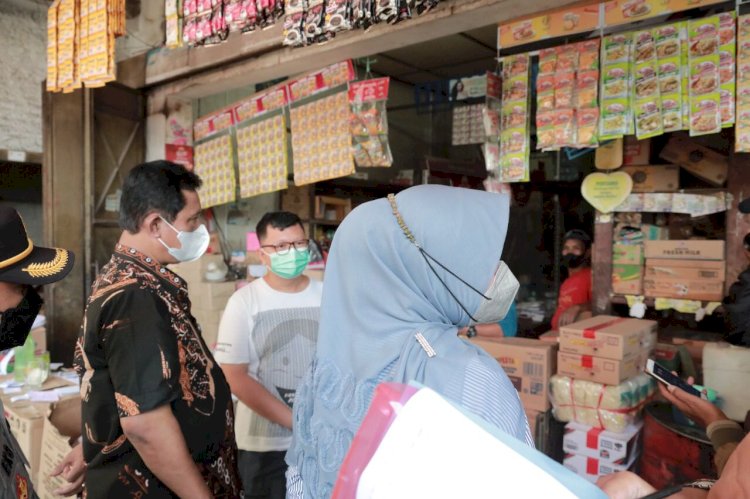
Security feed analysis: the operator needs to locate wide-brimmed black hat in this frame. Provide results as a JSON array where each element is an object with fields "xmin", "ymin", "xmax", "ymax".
[{"xmin": 0, "ymin": 206, "xmax": 74, "ymax": 285}]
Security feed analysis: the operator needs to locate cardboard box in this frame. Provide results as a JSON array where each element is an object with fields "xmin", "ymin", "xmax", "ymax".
[
  {"xmin": 189, "ymin": 281, "xmax": 235, "ymax": 311},
  {"xmin": 563, "ymin": 421, "xmax": 642, "ymax": 464},
  {"xmin": 623, "ymin": 136, "xmax": 651, "ymax": 166},
  {"xmin": 538, "ymin": 330, "xmax": 559, "ymax": 344},
  {"xmin": 280, "ymin": 184, "xmax": 312, "ymax": 220},
  {"xmin": 645, "ymin": 259, "xmax": 725, "ymax": 281},
  {"xmin": 35, "ymin": 397, "xmax": 81, "ymax": 498},
  {"xmin": 470, "ymin": 338, "xmax": 557, "ymax": 412},
  {"xmin": 3, "ymin": 401, "xmax": 50, "ymax": 483},
  {"xmin": 564, "ymin": 450, "xmax": 639, "ymax": 483},
  {"xmin": 612, "ymin": 265, "xmax": 643, "ymax": 295},
  {"xmin": 660, "ymin": 135, "xmax": 727, "ymax": 186},
  {"xmin": 613, "ymin": 244, "xmax": 643, "ymax": 265},
  {"xmin": 622, "ymin": 165, "xmax": 679, "ymax": 192},
  {"xmin": 559, "ymin": 316, "xmax": 657, "ymax": 361},
  {"xmin": 644, "ymin": 240, "xmax": 725, "ymax": 261},
  {"xmin": 643, "ymin": 277, "xmax": 724, "ymax": 301},
  {"xmin": 557, "ymin": 351, "xmax": 646, "ymax": 385}
]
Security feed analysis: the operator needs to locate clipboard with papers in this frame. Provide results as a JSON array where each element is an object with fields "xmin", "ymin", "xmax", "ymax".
[{"xmin": 333, "ymin": 382, "xmax": 608, "ymax": 499}]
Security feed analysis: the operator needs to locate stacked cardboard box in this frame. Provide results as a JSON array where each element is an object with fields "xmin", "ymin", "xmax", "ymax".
[
  {"xmin": 643, "ymin": 240, "xmax": 725, "ymax": 301},
  {"xmin": 470, "ymin": 337, "xmax": 558, "ymax": 434},
  {"xmin": 554, "ymin": 316, "xmax": 656, "ymax": 482},
  {"xmin": 563, "ymin": 421, "xmax": 643, "ymax": 483},
  {"xmin": 612, "ymin": 244, "xmax": 644, "ymax": 295},
  {"xmin": 170, "ymin": 254, "xmax": 237, "ymax": 349}
]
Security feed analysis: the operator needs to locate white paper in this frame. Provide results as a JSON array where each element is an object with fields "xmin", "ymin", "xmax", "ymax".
[{"xmin": 356, "ymin": 389, "xmax": 587, "ymax": 499}]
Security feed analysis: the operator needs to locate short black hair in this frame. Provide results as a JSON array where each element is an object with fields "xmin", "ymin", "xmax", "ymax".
[
  {"xmin": 256, "ymin": 212, "xmax": 304, "ymax": 241},
  {"xmin": 564, "ymin": 229, "xmax": 592, "ymax": 250},
  {"xmin": 119, "ymin": 160, "xmax": 202, "ymax": 233}
]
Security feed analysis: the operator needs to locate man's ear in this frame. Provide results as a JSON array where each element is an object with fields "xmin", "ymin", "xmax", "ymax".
[{"xmin": 143, "ymin": 212, "xmax": 163, "ymax": 238}]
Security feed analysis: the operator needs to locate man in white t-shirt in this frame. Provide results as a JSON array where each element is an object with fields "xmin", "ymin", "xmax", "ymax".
[{"xmin": 214, "ymin": 211, "xmax": 323, "ymax": 498}]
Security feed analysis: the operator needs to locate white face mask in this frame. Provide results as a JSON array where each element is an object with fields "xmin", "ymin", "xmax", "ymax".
[
  {"xmin": 158, "ymin": 217, "xmax": 210, "ymax": 263},
  {"xmin": 471, "ymin": 261, "xmax": 520, "ymax": 325}
]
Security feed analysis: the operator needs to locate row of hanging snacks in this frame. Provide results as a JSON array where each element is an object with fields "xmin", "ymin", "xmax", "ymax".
[
  {"xmin": 688, "ymin": 16, "xmax": 722, "ymax": 137},
  {"xmin": 183, "ymin": 0, "xmax": 229, "ymax": 46},
  {"xmin": 633, "ymin": 29, "xmax": 664, "ymax": 140},
  {"xmin": 655, "ymin": 23, "xmax": 684, "ymax": 133},
  {"xmin": 349, "ymin": 78, "xmax": 393, "ymax": 167},
  {"xmin": 600, "ymin": 32, "xmax": 634, "ymax": 140},
  {"xmin": 719, "ymin": 12, "xmax": 736, "ymax": 128},
  {"xmin": 236, "ymin": 113, "xmax": 290, "ymax": 198},
  {"xmin": 194, "ymin": 134, "xmax": 237, "ymax": 208},
  {"xmin": 500, "ymin": 53, "xmax": 530, "ymax": 182},
  {"xmin": 736, "ymin": 15, "xmax": 750, "ymax": 151},
  {"xmin": 290, "ymin": 91, "xmax": 355, "ymax": 185}
]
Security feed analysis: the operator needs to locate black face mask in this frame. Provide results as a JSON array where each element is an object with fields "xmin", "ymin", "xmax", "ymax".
[
  {"xmin": 0, "ymin": 286, "xmax": 42, "ymax": 350},
  {"xmin": 562, "ymin": 253, "xmax": 588, "ymax": 270}
]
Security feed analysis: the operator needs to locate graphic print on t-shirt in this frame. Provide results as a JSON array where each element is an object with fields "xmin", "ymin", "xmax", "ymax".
[{"xmin": 250, "ymin": 309, "xmax": 318, "ymax": 439}]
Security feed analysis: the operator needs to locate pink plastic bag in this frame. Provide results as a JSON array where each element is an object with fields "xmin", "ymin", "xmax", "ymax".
[{"xmin": 332, "ymin": 383, "xmax": 418, "ymax": 498}]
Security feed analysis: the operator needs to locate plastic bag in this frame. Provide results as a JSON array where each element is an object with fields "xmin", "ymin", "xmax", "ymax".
[{"xmin": 349, "ymin": 78, "xmax": 393, "ymax": 167}]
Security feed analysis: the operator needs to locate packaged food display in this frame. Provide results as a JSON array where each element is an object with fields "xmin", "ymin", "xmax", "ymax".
[
  {"xmin": 500, "ymin": 53, "xmax": 530, "ymax": 182},
  {"xmin": 194, "ymin": 134, "xmax": 237, "ymax": 208},
  {"xmin": 349, "ymin": 77, "xmax": 393, "ymax": 167},
  {"xmin": 291, "ymin": 91, "xmax": 355, "ymax": 185},
  {"xmin": 633, "ymin": 30, "xmax": 663, "ymax": 139},
  {"xmin": 688, "ymin": 16, "xmax": 721, "ymax": 136},
  {"xmin": 549, "ymin": 374, "xmax": 657, "ymax": 433},
  {"xmin": 655, "ymin": 22, "xmax": 684, "ymax": 133},
  {"xmin": 737, "ymin": 14, "xmax": 750, "ymax": 151},
  {"xmin": 600, "ymin": 33, "xmax": 633, "ymax": 139},
  {"xmin": 236, "ymin": 113, "xmax": 289, "ymax": 198},
  {"xmin": 719, "ymin": 12, "xmax": 736, "ymax": 127}
]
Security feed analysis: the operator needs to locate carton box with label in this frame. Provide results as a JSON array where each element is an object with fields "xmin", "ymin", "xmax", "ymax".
[
  {"xmin": 645, "ymin": 259, "xmax": 725, "ymax": 281},
  {"xmin": 470, "ymin": 338, "xmax": 557, "ymax": 412},
  {"xmin": 622, "ymin": 165, "xmax": 679, "ymax": 192},
  {"xmin": 644, "ymin": 240, "xmax": 725, "ymax": 261},
  {"xmin": 35, "ymin": 397, "xmax": 82, "ymax": 498},
  {"xmin": 613, "ymin": 244, "xmax": 643, "ymax": 265},
  {"xmin": 659, "ymin": 135, "xmax": 727, "ymax": 186},
  {"xmin": 557, "ymin": 351, "xmax": 647, "ymax": 386},
  {"xmin": 612, "ymin": 265, "xmax": 643, "ymax": 295},
  {"xmin": 559, "ymin": 316, "xmax": 657, "ymax": 361},
  {"xmin": 623, "ymin": 136, "xmax": 651, "ymax": 166},
  {"xmin": 563, "ymin": 421, "xmax": 642, "ymax": 464},
  {"xmin": 563, "ymin": 450, "xmax": 639, "ymax": 483},
  {"xmin": 3, "ymin": 401, "xmax": 50, "ymax": 484},
  {"xmin": 643, "ymin": 277, "xmax": 725, "ymax": 301}
]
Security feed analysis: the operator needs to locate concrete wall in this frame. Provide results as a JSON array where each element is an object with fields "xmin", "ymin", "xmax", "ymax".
[{"xmin": 0, "ymin": 0, "xmax": 47, "ymax": 154}]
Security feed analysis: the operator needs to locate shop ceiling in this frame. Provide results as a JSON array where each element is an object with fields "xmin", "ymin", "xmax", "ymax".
[{"xmin": 145, "ymin": 0, "xmax": 579, "ymax": 110}]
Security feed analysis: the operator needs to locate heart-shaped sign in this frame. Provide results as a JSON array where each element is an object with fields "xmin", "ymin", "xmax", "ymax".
[{"xmin": 581, "ymin": 172, "xmax": 633, "ymax": 213}]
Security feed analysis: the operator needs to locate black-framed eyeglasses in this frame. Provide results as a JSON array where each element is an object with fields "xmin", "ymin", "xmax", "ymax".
[{"xmin": 260, "ymin": 239, "xmax": 311, "ymax": 255}]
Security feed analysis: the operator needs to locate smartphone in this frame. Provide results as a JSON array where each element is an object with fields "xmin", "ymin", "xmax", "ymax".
[{"xmin": 645, "ymin": 359, "xmax": 702, "ymax": 398}]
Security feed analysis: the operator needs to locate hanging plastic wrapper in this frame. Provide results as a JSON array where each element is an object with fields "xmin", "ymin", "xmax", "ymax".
[
  {"xmin": 324, "ymin": 0, "xmax": 353, "ymax": 39},
  {"xmin": 283, "ymin": 0, "xmax": 306, "ymax": 47},
  {"xmin": 349, "ymin": 77, "xmax": 393, "ymax": 167},
  {"xmin": 304, "ymin": 0, "xmax": 326, "ymax": 44}
]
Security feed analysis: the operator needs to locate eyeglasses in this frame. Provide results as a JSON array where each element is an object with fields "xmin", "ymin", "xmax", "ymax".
[{"xmin": 260, "ymin": 239, "xmax": 311, "ymax": 255}]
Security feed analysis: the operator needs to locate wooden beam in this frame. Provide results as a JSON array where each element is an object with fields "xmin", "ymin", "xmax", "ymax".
[
  {"xmin": 725, "ymin": 150, "xmax": 750, "ymax": 295},
  {"xmin": 43, "ymin": 88, "xmax": 87, "ymax": 365},
  {"xmin": 145, "ymin": 0, "xmax": 578, "ymax": 112},
  {"xmin": 592, "ymin": 212, "xmax": 613, "ymax": 315}
]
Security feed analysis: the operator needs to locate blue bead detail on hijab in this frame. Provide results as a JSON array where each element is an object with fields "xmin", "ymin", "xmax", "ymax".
[{"xmin": 286, "ymin": 185, "xmax": 532, "ymax": 497}]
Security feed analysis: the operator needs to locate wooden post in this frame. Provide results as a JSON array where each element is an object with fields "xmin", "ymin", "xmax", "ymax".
[
  {"xmin": 725, "ymin": 151, "xmax": 750, "ymax": 294},
  {"xmin": 592, "ymin": 212, "xmax": 613, "ymax": 315},
  {"xmin": 43, "ymin": 89, "xmax": 88, "ymax": 365}
]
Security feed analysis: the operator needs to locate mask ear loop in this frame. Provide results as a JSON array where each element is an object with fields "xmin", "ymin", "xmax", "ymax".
[{"xmin": 387, "ymin": 194, "xmax": 489, "ymax": 322}]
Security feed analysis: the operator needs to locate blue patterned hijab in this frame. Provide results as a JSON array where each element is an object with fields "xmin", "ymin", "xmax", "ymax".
[{"xmin": 287, "ymin": 185, "xmax": 531, "ymax": 497}]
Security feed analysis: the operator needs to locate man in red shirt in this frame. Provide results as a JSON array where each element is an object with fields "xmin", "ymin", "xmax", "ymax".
[{"xmin": 551, "ymin": 229, "xmax": 593, "ymax": 329}]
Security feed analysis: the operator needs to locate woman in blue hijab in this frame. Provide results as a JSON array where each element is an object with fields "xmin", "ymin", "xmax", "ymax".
[{"xmin": 286, "ymin": 185, "xmax": 532, "ymax": 497}]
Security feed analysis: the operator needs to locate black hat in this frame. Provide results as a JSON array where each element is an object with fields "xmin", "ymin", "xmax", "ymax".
[
  {"xmin": 563, "ymin": 229, "xmax": 592, "ymax": 249},
  {"xmin": 740, "ymin": 197, "xmax": 750, "ymax": 214},
  {"xmin": 0, "ymin": 206, "xmax": 74, "ymax": 285}
]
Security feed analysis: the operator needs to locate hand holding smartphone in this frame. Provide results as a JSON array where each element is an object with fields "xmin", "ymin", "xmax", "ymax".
[{"xmin": 645, "ymin": 359, "xmax": 702, "ymax": 398}]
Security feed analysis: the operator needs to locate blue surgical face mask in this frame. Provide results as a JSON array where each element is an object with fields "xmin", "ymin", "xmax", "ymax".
[{"xmin": 158, "ymin": 217, "xmax": 210, "ymax": 263}]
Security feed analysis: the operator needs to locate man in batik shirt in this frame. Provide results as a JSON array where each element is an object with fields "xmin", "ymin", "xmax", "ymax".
[{"xmin": 74, "ymin": 161, "xmax": 242, "ymax": 498}]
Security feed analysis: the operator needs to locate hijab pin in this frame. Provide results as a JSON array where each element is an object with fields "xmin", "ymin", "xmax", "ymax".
[{"xmin": 415, "ymin": 332, "xmax": 437, "ymax": 358}]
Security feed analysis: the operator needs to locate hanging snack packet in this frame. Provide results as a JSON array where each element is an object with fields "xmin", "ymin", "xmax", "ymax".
[
  {"xmin": 283, "ymin": 0, "xmax": 306, "ymax": 46},
  {"xmin": 349, "ymin": 77, "xmax": 392, "ymax": 167},
  {"xmin": 536, "ymin": 111, "xmax": 556, "ymax": 150},
  {"xmin": 600, "ymin": 33, "xmax": 633, "ymax": 140},
  {"xmin": 554, "ymin": 71, "xmax": 575, "ymax": 109},
  {"xmin": 352, "ymin": 0, "xmax": 373, "ymax": 29},
  {"xmin": 538, "ymin": 48, "xmax": 557, "ymax": 75},
  {"xmin": 325, "ymin": 0, "xmax": 352, "ymax": 36},
  {"xmin": 718, "ymin": 12, "xmax": 736, "ymax": 127},
  {"xmin": 536, "ymin": 75, "xmax": 555, "ymax": 112},
  {"xmin": 376, "ymin": 0, "xmax": 398, "ymax": 24},
  {"xmin": 304, "ymin": 0, "xmax": 325, "ymax": 44},
  {"xmin": 688, "ymin": 16, "xmax": 721, "ymax": 136},
  {"xmin": 577, "ymin": 108, "xmax": 599, "ymax": 147},
  {"xmin": 655, "ymin": 22, "xmax": 683, "ymax": 133}
]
